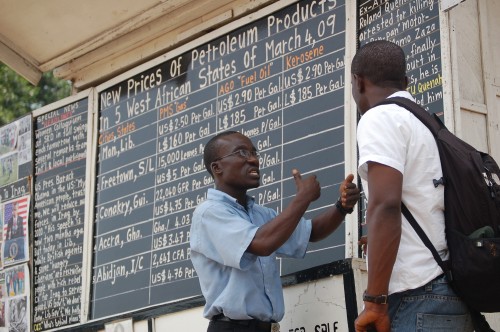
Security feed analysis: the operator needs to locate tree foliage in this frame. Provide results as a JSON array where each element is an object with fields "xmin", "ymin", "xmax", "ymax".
[{"xmin": 0, "ymin": 63, "xmax": 72, "ymax": 126}]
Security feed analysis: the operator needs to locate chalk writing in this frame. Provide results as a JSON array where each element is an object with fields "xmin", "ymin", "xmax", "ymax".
[
  {"xmin": 358, "ymin": 0, "xmax": 443, "ymax": 115},
  {"xmin": 92, "ymin": 0, "xmax": 347, "ymax": 319},
  {"xmin": 33, "ymin": 99, "xmax": 88, "ymax": 331}
]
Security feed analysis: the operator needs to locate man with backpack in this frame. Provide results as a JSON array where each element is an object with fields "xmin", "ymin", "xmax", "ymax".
[{"xmin": 351, "ymin": 40, "xmax": 473, "ymax": 331}]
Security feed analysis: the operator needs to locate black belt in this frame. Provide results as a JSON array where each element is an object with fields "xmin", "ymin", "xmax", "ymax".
[{"xmin": 211, "ymin": 313, "xmax": 278, "ymax": 331}]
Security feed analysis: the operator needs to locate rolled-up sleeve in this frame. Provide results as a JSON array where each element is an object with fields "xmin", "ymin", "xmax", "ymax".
[{"xmin": 192, "ymin": 203, "xmax": 258, "ymax": 270}]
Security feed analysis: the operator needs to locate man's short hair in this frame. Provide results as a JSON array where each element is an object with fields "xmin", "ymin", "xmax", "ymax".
[
  {"xmin": 351, "ymin": 40, "xmax": 406, "ymax": 89},
  {"xmin": 203, "ymin": 131, "xmax": 239, "ymax": 176}
]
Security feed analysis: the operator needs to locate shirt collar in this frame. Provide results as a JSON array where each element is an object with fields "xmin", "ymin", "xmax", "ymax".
[
  {"xmin": 207, "ymin": 188, "xmax": 255, "ymax": 210},
  {"xmin": 387, "ymin": 90, "xmax": 415, "ymax": 101}
]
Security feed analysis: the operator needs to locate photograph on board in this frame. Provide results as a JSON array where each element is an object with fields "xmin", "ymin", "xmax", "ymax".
[
  {"xmin": 0, "ymin": 116, "xmax": 32, "ymax": 188},
  {"xmin": 0, "ymin": 272, "xmax": 5, "ymax": 328},
  {"xmin": 7, "ymin": 296, "xmax": 27, "ymax": 332},
  {"xmin": 2, "ymin": 264, "xmax": 29, "ymax": 332},
  {"xmin": 1, "ymin": 197, "xmax": 29, "ymax": 266}
]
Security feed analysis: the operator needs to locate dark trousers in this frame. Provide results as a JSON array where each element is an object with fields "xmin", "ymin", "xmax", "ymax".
[{"xmin": 207, "ymin": 319, "xmax": 274, "ymax": 332}]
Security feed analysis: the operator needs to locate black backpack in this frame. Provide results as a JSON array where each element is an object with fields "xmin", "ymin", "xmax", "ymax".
[{"xmin": 375, "ymin": 97, "xmax": 500, "ymax": 317}]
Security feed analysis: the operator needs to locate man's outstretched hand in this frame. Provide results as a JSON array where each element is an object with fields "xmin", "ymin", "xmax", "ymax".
[{"xmin": 293, "ymin": 169, "xmax": 321, "ymax": 203}]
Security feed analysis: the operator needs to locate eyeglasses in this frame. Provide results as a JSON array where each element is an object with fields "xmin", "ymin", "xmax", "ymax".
[{"xmin": 213, "ymin": 149, "xmax": 260, "ymax": 162}]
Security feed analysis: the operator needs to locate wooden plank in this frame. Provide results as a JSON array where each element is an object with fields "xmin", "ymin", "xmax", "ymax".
[
  {"xmin": 51, "ymin": 0, "xmax": 235, "ymax": 77},
  {"xmin": 40, "ymin": 0, "xmax": 193, "ymax": 71},
  {"xmin": 0, "ymin": 40, "xmax": 42, "ymax": 85}
]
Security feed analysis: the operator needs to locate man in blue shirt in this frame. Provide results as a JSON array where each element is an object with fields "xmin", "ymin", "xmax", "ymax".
[{"xmin": 190, "ymin": 130, "xmax": 360, "ymax": 332}]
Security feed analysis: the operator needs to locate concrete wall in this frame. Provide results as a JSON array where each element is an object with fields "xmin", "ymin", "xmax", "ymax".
[{"xmin": 449, "ymin": 0, "xmax": 500, "ymax": 160}]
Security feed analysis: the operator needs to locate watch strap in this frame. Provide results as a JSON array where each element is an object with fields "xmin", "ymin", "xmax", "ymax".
[
  {"xmin": 335, "ymin": 198, "xmax": 354, "ymax": 215},
  {"xmin": 363, "ymin": 291, "xmax": 388, "ymax": 304}
]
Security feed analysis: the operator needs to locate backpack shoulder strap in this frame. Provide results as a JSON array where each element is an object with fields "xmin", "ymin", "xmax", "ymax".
[
  {"xmin": 374, "ymin": 96, "xmax": 445, "ymax": 138},
  {"xmin": 401, "ymin": 203, "xmax": 452, "ymax": 280},
  {"xmin": 374, "ymin": 97, "xmax": 452, "ymax": 279}
]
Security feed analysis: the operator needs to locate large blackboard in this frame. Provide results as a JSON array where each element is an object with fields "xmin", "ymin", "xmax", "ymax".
[
  {"xmin": 358, "ymin": 0, "xmax": 443, "ymax": 115},
  {"xmin": 92, "ymin": 0, "xmax": 347, "ymax": 319},
  {"xmin": 32, "ymin": 97, "xmax": 89, "ymax": 331}
]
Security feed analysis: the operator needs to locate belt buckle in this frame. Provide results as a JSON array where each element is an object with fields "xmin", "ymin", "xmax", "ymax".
[{"xmin": 271, "ymin": 322, "xmax": 280, "ymax": 332}]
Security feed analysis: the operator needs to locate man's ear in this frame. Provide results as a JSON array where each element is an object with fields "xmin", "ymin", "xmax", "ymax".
[
  {"xmin": 211, "ymin": 161, "xmax": 222, "ymax": 175},
  {"xmin": 354, "ymin": 74, "xmax": 365, "ymax": 93}
]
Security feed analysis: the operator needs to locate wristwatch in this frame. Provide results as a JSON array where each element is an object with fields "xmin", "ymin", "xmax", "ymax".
[
  {"xmin": 363, "ymin": 291, "xmax": 388, "ymax": 304},
  {"xmin": 335, "ymin": 198, "xmax": 354, "ymax": 215}
]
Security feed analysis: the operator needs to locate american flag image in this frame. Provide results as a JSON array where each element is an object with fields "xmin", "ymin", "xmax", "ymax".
[{"xmin": 2, "ymin": 197, "xmax": 29, "ymax": 240}]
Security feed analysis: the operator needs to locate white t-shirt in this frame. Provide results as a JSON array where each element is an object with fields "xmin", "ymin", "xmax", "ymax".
[{"xmin": 357, "ymin": 91, "xmax": 448, "ymax": 294}]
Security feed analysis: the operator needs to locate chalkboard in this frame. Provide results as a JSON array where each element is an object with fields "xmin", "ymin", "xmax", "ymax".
[
  {"xmin": 32, "ymin": 95, "xmax": 90, "ymax": 331},
  {"xmin": 92, "ymin": 0, "xmax": 347, "ymax": 319},
  {"xmin": 358, "ymin": 0, "xmax": 443, "ymax": 115}
]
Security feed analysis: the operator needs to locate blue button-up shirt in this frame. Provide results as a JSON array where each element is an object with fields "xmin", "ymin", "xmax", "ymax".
[{"xmin": 190, "ymin": 188, "xmax": 312, "ymax": 322}]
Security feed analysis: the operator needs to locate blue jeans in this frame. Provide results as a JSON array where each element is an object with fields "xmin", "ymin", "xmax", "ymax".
[{"xmin": 387, "ymin": 274, "xmax": 473, "ymax": 331}]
